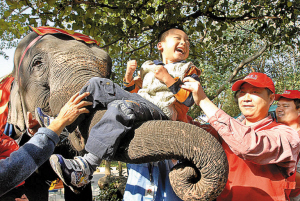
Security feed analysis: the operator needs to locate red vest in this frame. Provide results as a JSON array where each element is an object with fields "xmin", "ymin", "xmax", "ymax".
[{"xmin": 217, "ymin": 121, "xmax": 296, "ymax": 201}]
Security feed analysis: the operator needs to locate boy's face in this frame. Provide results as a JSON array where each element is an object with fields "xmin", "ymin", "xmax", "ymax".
[
  {"xmin": 157, "ymin": 29, "xmax": 190, "ymax": 64},
  {"xmin": 276, "ymin": 98, "xmax": 300, "ymax": 126}
]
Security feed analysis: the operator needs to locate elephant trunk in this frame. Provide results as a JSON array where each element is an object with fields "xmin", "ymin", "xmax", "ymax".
[{"xmin": 112, "ymin": 120, "xmax": 228, "ymax": 201}]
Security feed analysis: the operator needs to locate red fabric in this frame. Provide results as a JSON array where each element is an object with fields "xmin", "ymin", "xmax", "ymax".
[
  {"xmin": 29, "ymin": 25, "xmax": 100, "ymax": 46},
  {"xmin": 0, "ymin": 74, "xmax": 24, "ymax": 187},
  {"xmin": 275, "ymin": 90, "xmax": 300, "ymax": 101},
  {"xmin": 232, "ymin": 72, "xmax": 275, "ymax": 93},
  {"xmin": 0, "ymin": 131, "xmax": 24, "ymax": 187},
  {"xmin": 0, "ymin": 131, "xmax": 19, "ymax": 160},
  {"xmin": 0, "ymin": 74, "xmax": 14, "ymax": 133},
  {"xmin": 289, "ymin": 130, "xmax": 300, "ymax": 198},
  {"xmin": 217, "ymin": 121, "xmax": 296, "ymax": 201}
]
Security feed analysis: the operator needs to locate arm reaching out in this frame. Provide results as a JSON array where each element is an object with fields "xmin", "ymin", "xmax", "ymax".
[{"xmin": 0, "ymin": 92, "xmax": 92, "ymax": 197}]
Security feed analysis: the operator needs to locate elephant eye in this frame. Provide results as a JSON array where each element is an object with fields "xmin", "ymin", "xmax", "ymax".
[
  {"xmin": 30, "ymin": 57, "xmax": 43, "ymax": 72},
  {"xmin": 32, "ymin": 60, "xmax": 42, "ymax": 67}
]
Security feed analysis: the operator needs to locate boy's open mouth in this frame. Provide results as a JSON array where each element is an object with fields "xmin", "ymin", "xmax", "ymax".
[{"xmin": 176, "ymin": 48, "xmax": 185, "ymax": 54}]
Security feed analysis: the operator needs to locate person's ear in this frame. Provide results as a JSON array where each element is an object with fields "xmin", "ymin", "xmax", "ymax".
[
  {"xmin": 157, "ymin": 42, "xmax": 163, "ymax": 51},
  {"xmin": 269, "ymin": 93, "xmax": 275, "ymax": 106}
]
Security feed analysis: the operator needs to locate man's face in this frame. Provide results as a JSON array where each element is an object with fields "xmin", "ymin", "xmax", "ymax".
[
  {"xmin": 237, "ymin": 83, "xmax": 274, "ymax": 123},
  {"xmin": 157, "ymin": 29, "xmax": 190, "ymax": 64},
  {"xmin": 276, "ymin": 98, "xmax": 300, "ymax": 126}
]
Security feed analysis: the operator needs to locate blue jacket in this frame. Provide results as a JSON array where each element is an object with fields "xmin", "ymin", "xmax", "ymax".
[{"xmin": 0, "ymin": 127, "xmax": 59, "ymax": 197}]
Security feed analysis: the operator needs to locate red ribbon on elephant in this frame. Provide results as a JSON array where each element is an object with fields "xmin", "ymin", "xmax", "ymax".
[{"xmin": 29, "ymin": 25, "xmax": 100, "ymax": 46}]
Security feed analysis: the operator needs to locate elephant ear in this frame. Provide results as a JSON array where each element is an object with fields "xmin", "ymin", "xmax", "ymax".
[{"xmin": 7, "ymin": 80, "xmax": 26, "ymax": 139}]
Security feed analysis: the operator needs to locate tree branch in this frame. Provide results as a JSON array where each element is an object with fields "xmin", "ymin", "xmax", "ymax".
[
  {"xmin": 125, "ymin": 40, "xmax": 155, "ymax": 54},
  {"xmin": 100, "ymin": 37, "xmax": 123, "ymax": 49},
  {"xmin": 210, "ymin": 42, "xmax": 271, "ymax": 99}
]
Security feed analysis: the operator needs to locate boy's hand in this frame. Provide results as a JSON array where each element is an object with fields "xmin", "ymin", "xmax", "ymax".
[
  {"xmin": 125, "ymin": 60, "xmax": 137, "ymax": 83},
  {"xmin": 154, "ymin": 65, "xmax": 175, "ymax": 87}
]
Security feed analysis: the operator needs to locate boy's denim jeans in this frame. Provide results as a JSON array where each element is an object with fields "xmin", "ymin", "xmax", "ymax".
[{"xmin": 79, "ymin": 77, "xmax": 168, "ymax": 160}]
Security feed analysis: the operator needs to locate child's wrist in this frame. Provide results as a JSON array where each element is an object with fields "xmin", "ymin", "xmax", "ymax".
[{"xmin": 124, "ymin": 74, "xmax": 133, "ymax": 83}]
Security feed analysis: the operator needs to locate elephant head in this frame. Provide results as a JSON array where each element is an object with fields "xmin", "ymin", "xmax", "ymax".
[
  {"xmin": 8, "ymin": 26, "xmax": 112, "ymax": 142},
  {"xmin": 7, "ymin": 26, "xmax": 228, "ymax": 200}
]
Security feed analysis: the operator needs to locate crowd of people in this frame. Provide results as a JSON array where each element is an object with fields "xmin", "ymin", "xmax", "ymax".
[{"xmin": 0, "ymin": 27, "xmax": 300, "ymax": 201}]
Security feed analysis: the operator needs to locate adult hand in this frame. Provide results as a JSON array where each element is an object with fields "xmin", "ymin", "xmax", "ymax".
[
  {"xmin": 182, "ymin": 77, "xmax": 218, "ymax": 118},
  {"xmin": 47, "ymin": 92, "xmax": 92, "ymax": 135},
  {"xmin": 26, "ymin": 112, "xmax": 41, "ymax": 135},
  {"xmin": 181, "ymin": 77, "xmax": 204, "ymax": 106},
  {"xmin": 15, "ymin": 194, "xmax": 29, "ymax": 201},
  {"xmin": 154, "ymin": 65, "xmax": 175, "ymax": 87},
  {"xmin": 125, "ymin": 60, "xmax": 137, "ymax": 83}
]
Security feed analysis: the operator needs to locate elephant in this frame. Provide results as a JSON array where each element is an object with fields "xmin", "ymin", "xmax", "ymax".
[
  {"xmin": 6, "ymin": 26, "xmax": 228, "ymax": 201},
  {"xmin": 6, "ymin": 26, "xmax": 112, "ymax": 201}
]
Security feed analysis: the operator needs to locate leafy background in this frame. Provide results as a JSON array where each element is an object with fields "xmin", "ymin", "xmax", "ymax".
[{"xmin": 1, "ymin": 0, "xmax": 299, "ymax": 118}]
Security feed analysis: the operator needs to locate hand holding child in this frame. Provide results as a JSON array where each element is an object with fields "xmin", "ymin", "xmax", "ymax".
[
  {"xmin": 47, "ymin": 92, "xmax": 92, "ymax": 135},
  {"xmin": 181, "ymin": 77, "xmax": 205, "ymax": 106}
]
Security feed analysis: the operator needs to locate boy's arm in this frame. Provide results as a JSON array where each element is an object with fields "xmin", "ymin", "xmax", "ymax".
[
  {"xmin": 123, "ymin": 60, "xmax": 142, "ymax": 93},
  {"xmin": 123, "ymin": 76, "xmax": 142, "ymax": 93},
  {"xmin": 124, "ymin": 60, "xmax": 137, "ymax": 83},
  {"xmin": 154, "ymin": 65, "xmax": 176, "ymax": 87}
]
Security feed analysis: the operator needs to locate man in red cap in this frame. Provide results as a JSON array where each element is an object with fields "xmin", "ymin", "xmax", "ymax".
[
  {"xmin": 181, "ymin": 72, "xmax": 300, "ymax": 201},
  {"xmin": 275, "ymin": 90, "xmax": 300, "ymax": 200},
  {"xmin": 276, "ymin": 90, "xmax": 300, "ymax": 133}
]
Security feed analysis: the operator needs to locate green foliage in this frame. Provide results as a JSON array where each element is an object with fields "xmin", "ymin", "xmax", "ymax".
[
  {"xmin": 1, "ymin": 0, "xmax": 300, "ymax": 119},
  {"xmin": 94, "ymin": 182, "xmax": 122, "ymax": 201}
]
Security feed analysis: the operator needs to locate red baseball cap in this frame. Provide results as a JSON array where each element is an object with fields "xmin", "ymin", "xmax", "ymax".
[
  {"xmin": 275, "ymin": 90, "xmax": 300, "ymax": 101},
  {"xmin": 232, "ymin": 72, "xmax": 275, "ymax": 93}
]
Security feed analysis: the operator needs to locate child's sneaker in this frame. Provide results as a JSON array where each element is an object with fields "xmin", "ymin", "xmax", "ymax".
[
  {"xmin": 49, "ymin": 154, "xmax": 92, "ymax": 193},
  {"xmin": 35, "ymin": 107, "xmax": 54, "ymax": 127}
]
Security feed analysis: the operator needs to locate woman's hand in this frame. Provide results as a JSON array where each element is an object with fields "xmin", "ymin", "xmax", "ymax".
[{"xmin": 47, "ymin": 92, "xmax": 92, "ymax": 135}]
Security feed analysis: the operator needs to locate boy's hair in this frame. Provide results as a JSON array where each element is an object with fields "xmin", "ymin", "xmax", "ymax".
[{"xmin": 158, "ymin": 25, "xmax": 185, "ymax": 42}]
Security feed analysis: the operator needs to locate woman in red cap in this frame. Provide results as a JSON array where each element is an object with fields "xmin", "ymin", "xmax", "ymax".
[
  {"xmin": 181, "ymin": 72, "xmax": 300, "ymax": 201},
  {"xmin": 275, "ymin": 90, "xmax": 300, "ymax": 200}
]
